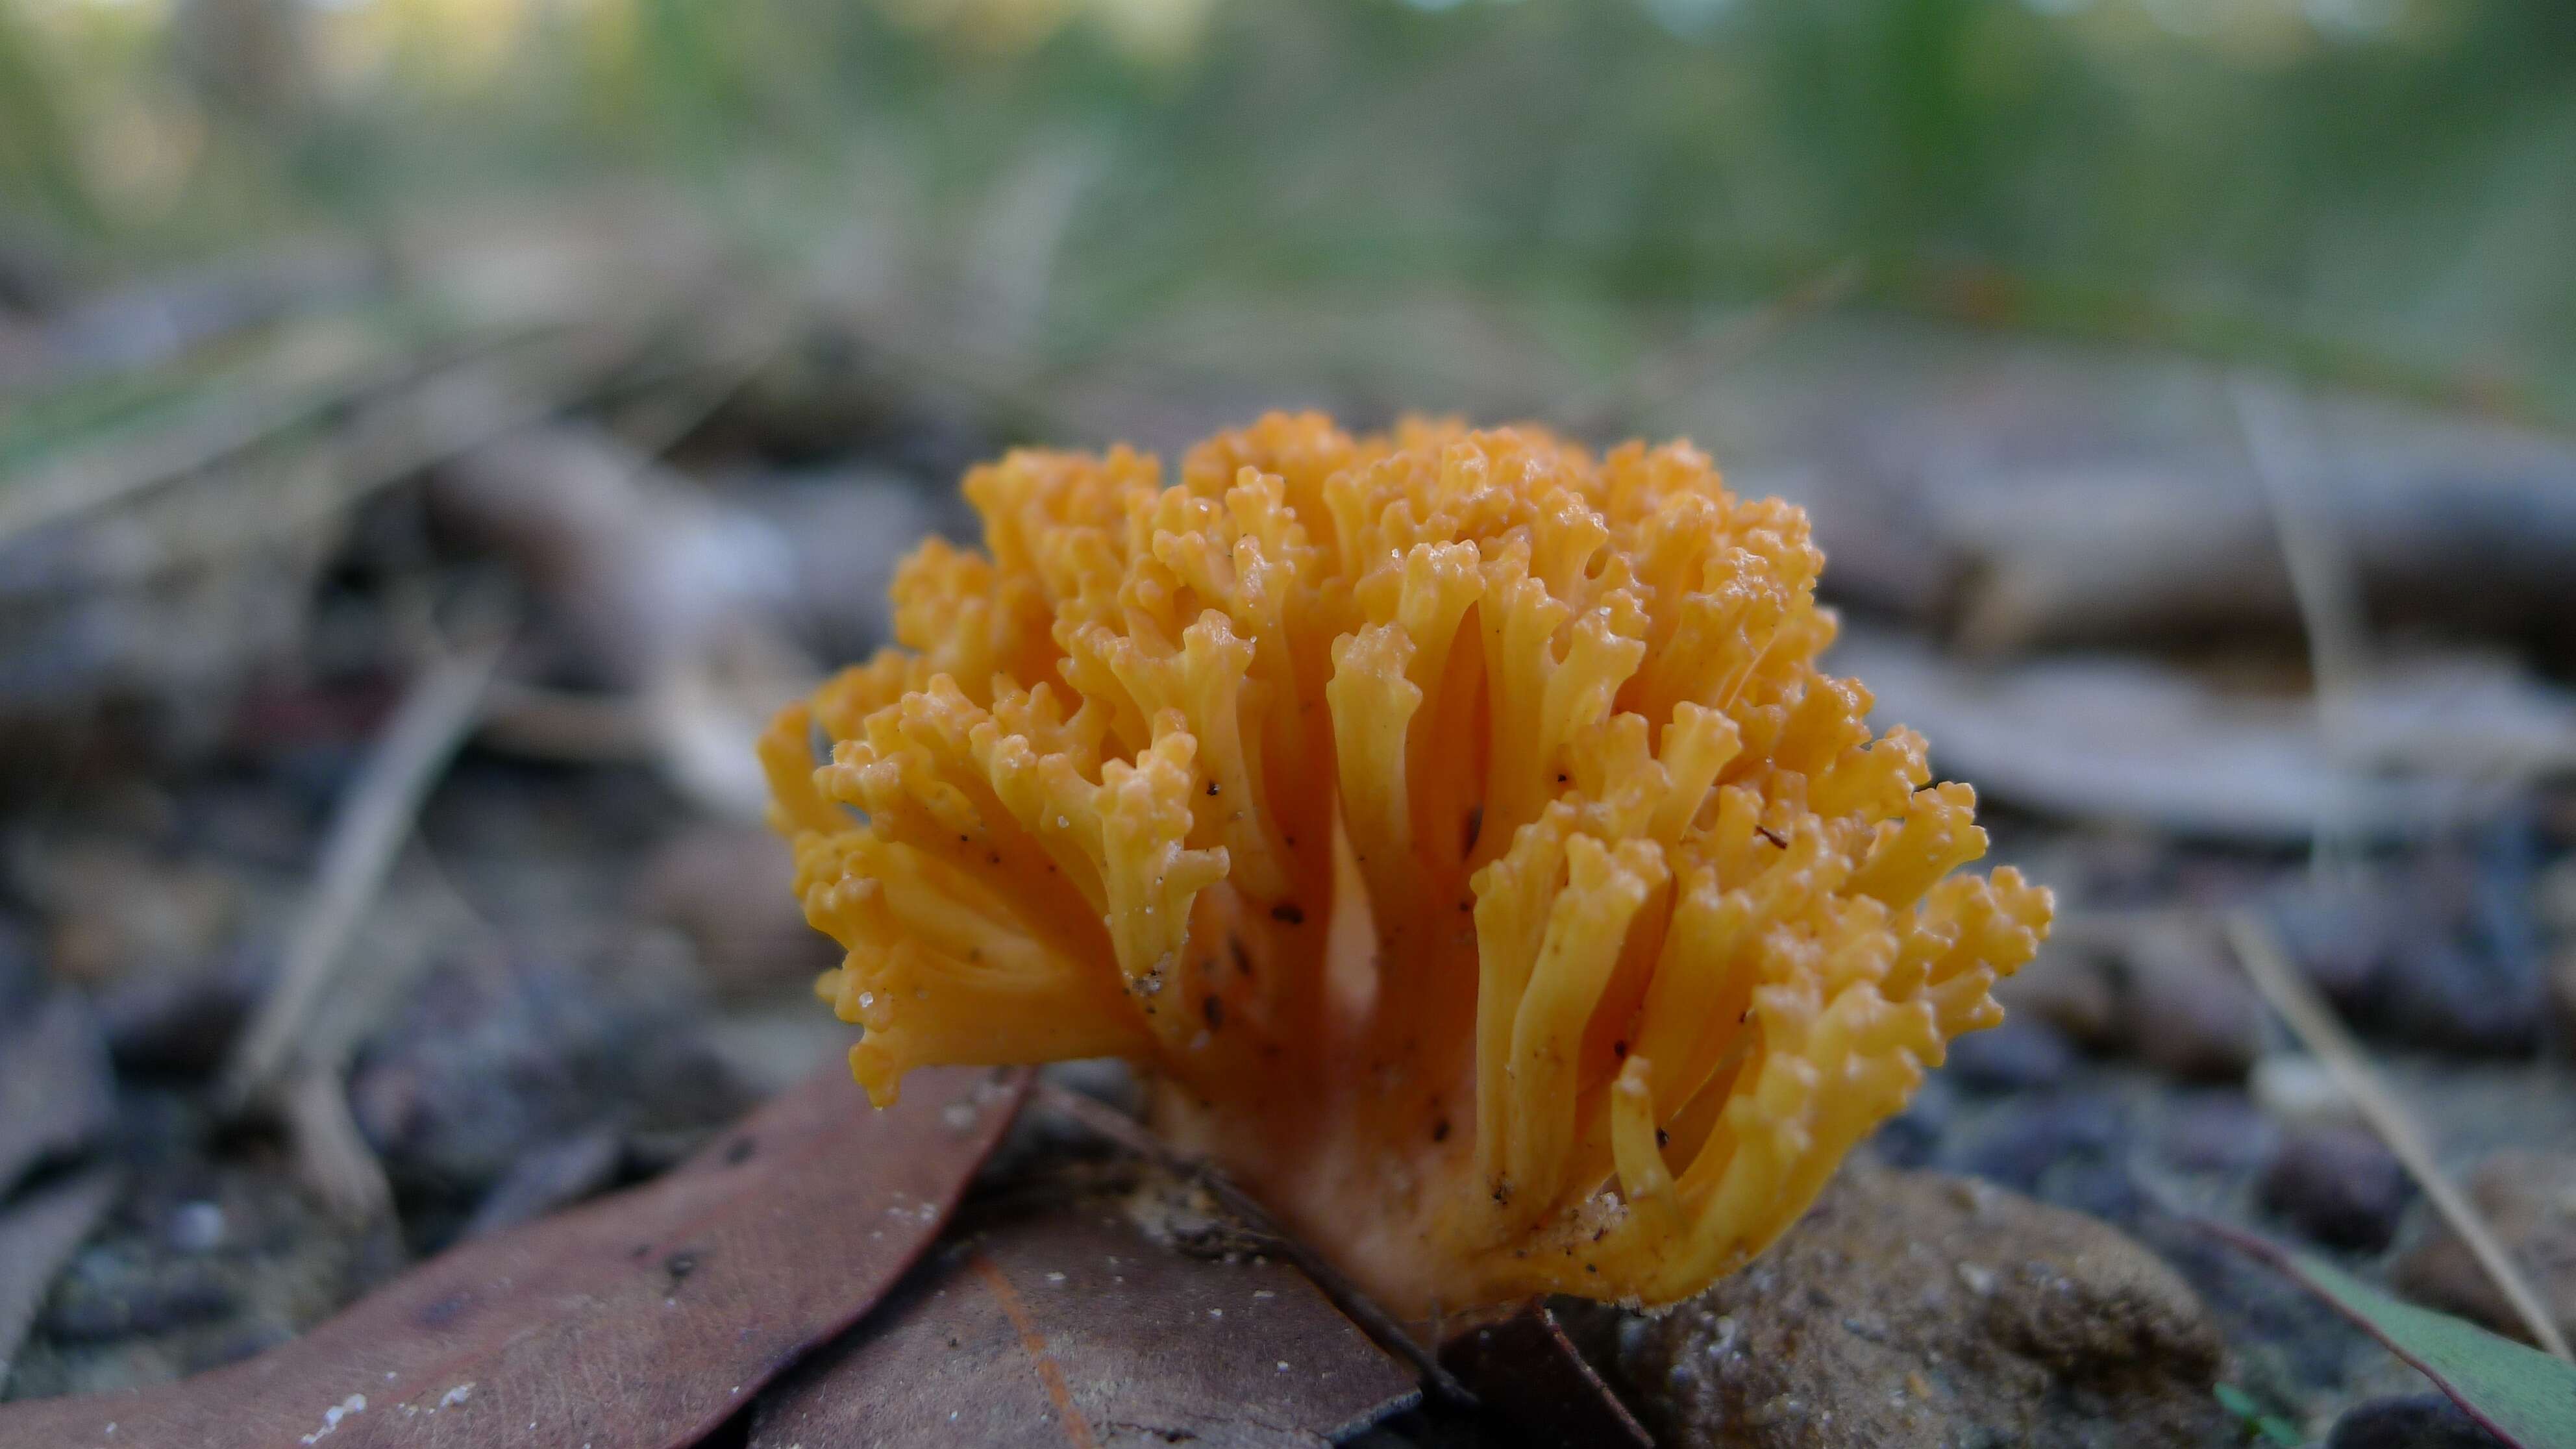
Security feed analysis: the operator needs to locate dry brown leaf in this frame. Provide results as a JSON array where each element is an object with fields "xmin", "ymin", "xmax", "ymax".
[
  {"xmin": 750, "ymin": 1187, "xmax": 1422, "ymax": 1448},
  {"xmin": 0, "ymin": 1063, "xmax": 1028, "ymax": 1449}
]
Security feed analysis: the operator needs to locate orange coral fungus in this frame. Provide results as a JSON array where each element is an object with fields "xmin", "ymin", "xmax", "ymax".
[{"xmin": 762, "ymin": 414, "xmax": 2052, "ymax": 1315}]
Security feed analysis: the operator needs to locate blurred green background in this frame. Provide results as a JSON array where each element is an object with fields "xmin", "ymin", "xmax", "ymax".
[{"xmin": 6, "ymin": 0, "xmax": 2575, "ymax": 425}]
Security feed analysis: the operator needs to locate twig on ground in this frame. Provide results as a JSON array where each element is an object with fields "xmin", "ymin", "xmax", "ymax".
[
  {"xmin": 1032, "ymin": 1079, "xmax": 1478, "ymax": 1407},
  {"xmin": 2223, "ymin": 911, "xmax": 2573, "ymax": 1361},
  {"xmin": 220, "ymin": 638, "xmax": 508, "ymax": 1113},
  {"xmin": 280, "ymin": 1064, "xmax": 394, "ymax": 1224},
  {"xmin": 477, "ymin": 680, "xmax": 658, "ymax": 762}
]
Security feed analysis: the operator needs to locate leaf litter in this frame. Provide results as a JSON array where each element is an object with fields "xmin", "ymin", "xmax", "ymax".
[
  {"xmin": 750, "ymin": 1165, "xmax": 1420, "ymax": 1449},
  {"xmin": 0, "ymin": 1063, "xmax": 1028, "ymax": 1449},
  {"xmin": 2209, "ymin": 1224, "xmax": 2576, "ymax": 1449}
]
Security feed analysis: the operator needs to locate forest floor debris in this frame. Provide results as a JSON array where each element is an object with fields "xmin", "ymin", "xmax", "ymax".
[{"xmin": 1, "ymin": 231, "xmax": 2573, "ymax": 1444}]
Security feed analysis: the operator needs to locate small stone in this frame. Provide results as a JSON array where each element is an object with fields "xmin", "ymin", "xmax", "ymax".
[
  {"xmin": 1955, "ymin": 1092, "xmax": 2124, "ymax": 1198},
  {"xmin": 634, "ymin": 824, "xmax": 839, "ymax": 999},
  {"xmin": 2394, "ymin": 1150, "xmax": 2576, "ymax": 1348},
  {"xmin": 164, "ymin": 1201, "xmax": 227, "ymax": 1254},
  {"xmin": 2345, "ymin": 842, "xmax": 2547, "ymax": 1058},
  {"xmin": 2371, "ymin": 937, "xmax": 2541, "ymax": 1058},
  {"xmin": 2158, "ymin": 1091, "xmax": 2275, "ymax": 1175},
  {"xmin": 1951, "ymin": 1091, "xmax": 2147, "ymax": 1226},
  {"xmin": 1866, "ymin": 1074, "xmax": 1952, "ymax": 1170},
  {"xmin": 1946, "ymin": 1019, "xmax": 2075, "ymax": 1093},
  {"xmin": 2267, "ymin": 884, "xmax": 2394, "ymax": 1008},
  {"xmin": 39, "ymin": 1257, "xmax": 237, "ymax": 1341},
  {"xmin": 349, "ymin": 950, "xmax": 749, "ymax": 1237},
  {"xmin": 2119, "ymin": 920, "xmax": 2264, "ymax": 1083},
  {"xmin": 749, "ymin": 475, "xmax": 941, "ymax": 664},
  {"xmin": 2260, "ymin": 1125, "xmax": 2412, "ymax": 1252},
  {"xmin": 1613, "ymin": 1163, "xmax": 2227, "ymax": 1448},
  {"xmin": 2249, "ymin": 1054, "xmax": 2360, "ymax": 1130},
  {"xmin": 96, "ymin": 942, "xmax": 266, "ymax": 1078},
  {"xmin": 2325, "ymin": 1393, "xmax": 2507, "ymax": 1449}
]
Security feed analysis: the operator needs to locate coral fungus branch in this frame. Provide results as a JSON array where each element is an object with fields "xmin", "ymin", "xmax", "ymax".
[{"xmin": 766, "ymin": 414, "xmax": 2052, "ymax": 1315}]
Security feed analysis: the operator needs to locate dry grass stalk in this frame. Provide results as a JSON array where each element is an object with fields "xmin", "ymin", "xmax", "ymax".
[
  {"xmin": 478, "ymin": 680, "xmax": 658, "ymax": 762},
  {"xmin": 280, "ymin": 1064, "xmax": 395, "ymax": 1224},
  {"xmin": 2223, "ymin": 911, "xmax": 2573, "ymax": 1362},
  {"xmin": 2231, "ymin": 374, "xmax": 2372, "ymax": 875},
  {"xmin": 0, "ymin": 340, "xmax": 421, "ymax": 550},
  {"xmin": 220, "ymin": 639, "xmax": 506, "ymax": 1112}
]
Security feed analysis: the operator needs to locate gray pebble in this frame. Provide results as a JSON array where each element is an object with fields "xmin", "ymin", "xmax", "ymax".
[
  {"xmin": 2260, "ymin": 1124, "xmax": 2412, "ymax": 1252},
  {"xmin": 2326, "ymin": 1393, "xmax": 2505, "ymax": 1448}
]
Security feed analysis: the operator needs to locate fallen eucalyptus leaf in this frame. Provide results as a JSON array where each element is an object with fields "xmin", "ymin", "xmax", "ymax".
[
  {"xmin": 0, "ymin": 1063, "xmax": 1028, "ymax": 1448},
  {"xmin": 2211, "ymin": 1223, "xmax": 2576, "ymax": 1449},
  {"xmin": 750, "ymin": 1182, "xmax": 1420, "ymax": 1448}
]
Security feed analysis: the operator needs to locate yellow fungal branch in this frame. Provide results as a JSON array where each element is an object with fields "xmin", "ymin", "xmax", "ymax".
[{"xmin": 763, "ymin": 414, "xmax": 2052, "ymax": 1315}]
